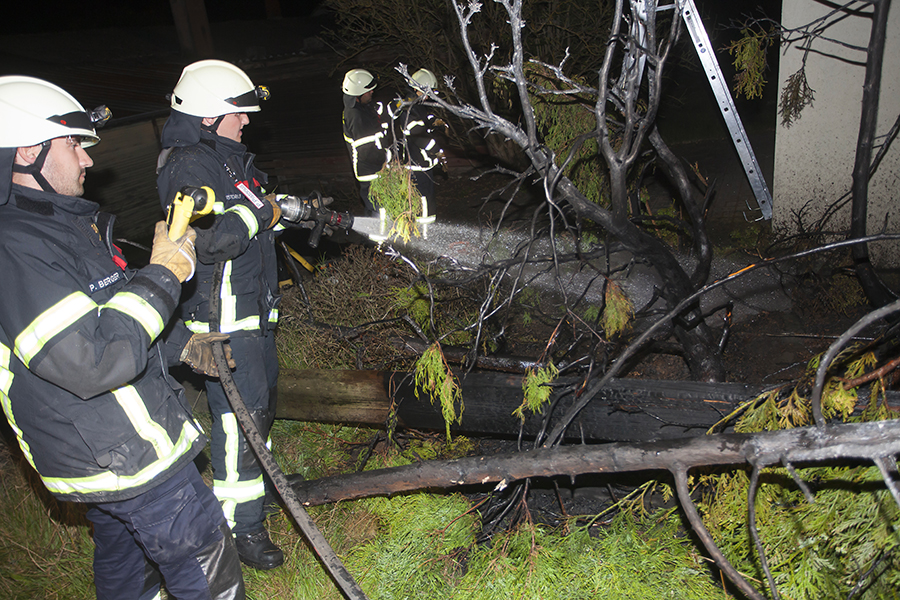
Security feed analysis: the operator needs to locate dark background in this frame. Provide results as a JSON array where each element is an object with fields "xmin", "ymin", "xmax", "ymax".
[
  {"xmin": 3, "ymin": 1, "xmax": 780, "ymax": 34},
  {"xmin": 2, "ymin": 1, "xmax": 326, "ymax": 33}
]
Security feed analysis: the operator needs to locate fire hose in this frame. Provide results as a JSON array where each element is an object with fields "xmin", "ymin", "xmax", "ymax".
[{"xmin": 167, "ymin": 187, "xmax": 368, "ymax": 600}]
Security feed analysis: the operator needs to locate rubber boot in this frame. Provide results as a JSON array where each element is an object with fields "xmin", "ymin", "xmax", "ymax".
[{"xmin": 233, "ymin": 528, "xmax": 285, "ymax": 571}]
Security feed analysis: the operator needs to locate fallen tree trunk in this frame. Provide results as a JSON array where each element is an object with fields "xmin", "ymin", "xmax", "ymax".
[
  {"xmin": 288, "ymin": 419, "xmax": 900, "ymax": 507},
  {"xmin": 277, "ymin": 369, "xmax": 752, "ymax": 441},
  {"xmin": 276, "ymin": 369, "xmax": 899, "ymax": 442}
]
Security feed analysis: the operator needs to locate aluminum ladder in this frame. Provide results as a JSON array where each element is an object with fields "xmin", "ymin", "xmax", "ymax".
[{"xmin": 630, "ymin": 0, "xmax": 774, "ymax": 219}]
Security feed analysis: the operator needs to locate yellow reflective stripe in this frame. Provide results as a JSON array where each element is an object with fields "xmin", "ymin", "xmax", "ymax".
[
  {"xmin": 343, "ymin": 133, "xmax": 364, "ymax": 180},
  {"xmin": 218, "ymin": 262, "xmax": 260, "ymax": 333},
  {"xmin": 186, "ymin": 319, "xmax": 258, "ymax": 334},
  {"xmin": 268, "ymin": 308, "xmax": 278, "ymax": 324},
  {"xmin": 225, "ymin": 204, "xmax": 259, "ymax": 239},
  {"xmin": 344, "ymin": 131, "xmax": 386, "ymax": 181},
  {"xmin": 15, "ymin": 293, "xmax": 96, "ymax": 367},
  {"xmin": 225, "ymin": 318, "xmax": 261, "ymax": 333},
  {"xmin": 349, "ymin": 132, "xmax": 382, "ymax": 149},
  {"xmin": 40, "ymin": 419, "xmax": 201, "ymax": 496},
  {"xmin": 214, "ymin": 476, "xmax": 265, "ymax": 504},
  {"xmin": 184, "ymin": 320, "xmax": 209, "ymax": 334},
  {"xmin": 213, "ymin": 411, "xmax": 267, "ymax": 527},
  {"xmin": 214, "ymin": 413, "xmax": 266, "ymax": 502},
  {"xmin": 220, "ymin": 262, "xmax": 237, "ymax": 331},
  {"xmin": 223, "ymin": 412, "xmax": 241, "ymax": 481},
  {"xmin": 213, "ymin": 201, "xmax": 225, "ymax": 215},
  {"xmin": 186, "ymin": 261, "xmax": 266, "ymax": 334},
  {"xmin": 112, "ymin": 386, "xmax": 175, "ymax": 460},
  {"xmin": 402, "ymin": 119, "xmax": 425, "ymax": 135},
  {"xmin": 215, "ymin": 412, "xmax": 241, "ymax": 526},
  {"xmin": 0, "ymin": 343, "xmax": 37, "ymax": 470},
  {"xmin": 104, "ymin": 292, "xmax": 165, "ymax": 340}
]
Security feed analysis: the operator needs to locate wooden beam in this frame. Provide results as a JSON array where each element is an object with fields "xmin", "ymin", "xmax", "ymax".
[
  {"xmin": 169, "ymin": 0, "xmax": 214, "ymax": 58},
  {"xmin": 276, "ymin": 369, "xmax": 764, "ymax": 442}
]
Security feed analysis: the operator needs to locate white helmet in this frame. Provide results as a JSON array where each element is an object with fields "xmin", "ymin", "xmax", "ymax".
[
  {"xmin": 411, "ymin": 68, "xmax": 438, "ymax": 90},
  {"xmin": 342, "ymin": 69, "xmax": 377, "ymax": 96},
  {"xmin": 0, "ymin": 76, "xmax": 104, "ymax": 149},
  {"xmin": 170, "ymin": 59, "xmax": 269, "ymax": 118}
]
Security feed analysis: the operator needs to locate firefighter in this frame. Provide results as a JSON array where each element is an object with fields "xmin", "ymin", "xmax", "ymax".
[
  {"xmin": 156, "ymin": 59, "xmax": 285, "ymax": 571},
  {"xmin": 393, "ymin": 68, "xmax": 445, "ymax": 221},
  {"xmin": 342, "ymin": 68, "xmax": 391, "ymax": 216},
  {"xmin": 0, "ymin": 76, "xmax": 245, "ymax": 599}
]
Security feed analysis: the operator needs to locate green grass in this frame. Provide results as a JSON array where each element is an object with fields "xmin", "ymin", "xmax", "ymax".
[
  {"xmin": 0, "ymin": 421, "xmax": 735, "ymax": 599},
  {"xmin": 0, "ymin": 440, "xmax": 95, "ymax": 600}
]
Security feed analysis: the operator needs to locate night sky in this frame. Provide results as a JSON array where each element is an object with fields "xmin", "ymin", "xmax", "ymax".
[
  {"xmin": 1, "ymin": 1, "xmax": 326, "ymax": 34},
  {"xmin": 3, "ymin": 1, "xmax": 781, "ymax": 34}
]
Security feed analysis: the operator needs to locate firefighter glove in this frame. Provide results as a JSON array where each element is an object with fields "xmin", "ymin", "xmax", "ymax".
[
  {"xmin": 242, "ymin": 194, "xmax": 281, "ymax": 231},
  {"xmin": 264, "ymin": 194, "xmax": 282, "ymax": 229},
  {"xmin": 180, "ymin": 332, "xmax": 236, "ymax": 377},
  {"xmin": 256, "ymin": 193, "xmax": 290, "ymax": 229},
  {"xmin": 150, "ymin": 221, "xmax": 196, "ymax": 282}
]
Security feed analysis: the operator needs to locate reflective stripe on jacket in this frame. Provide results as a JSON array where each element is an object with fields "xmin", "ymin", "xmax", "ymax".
[
  {"xmin": 0, "ymin": 184, "xmax": 205, "ymax": 503},
  {"xmin": 395, "ymin": 99, "xmax": 442, "ymax": 171},
  {"xmin": 342, "ymin": 93, "xmax": 391, "ymax": 182},
  {"xmin": 157, "ymin": 133, "xmax": 280, "ymax": 337}
]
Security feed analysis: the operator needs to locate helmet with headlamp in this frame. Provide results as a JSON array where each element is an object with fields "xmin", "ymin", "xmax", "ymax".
[
  {"xmin": 0, "ymin": 75, "xmax": 109, "ymax": 149},
  {"xmin": 169, "ymin": 59, "xmax": 269, "ymax": 118}
]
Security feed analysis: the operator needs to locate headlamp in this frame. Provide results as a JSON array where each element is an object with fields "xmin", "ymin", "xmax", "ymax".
[
  {"xmin": 89, "ymin": 105, "xmax": 112, "ymax": 128},
  {"xmin": 225, "ymin": 85, "xmax": 271, "ymax": 108}
]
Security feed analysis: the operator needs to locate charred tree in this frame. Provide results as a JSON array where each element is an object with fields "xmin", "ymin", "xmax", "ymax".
[
  {"xmin": 411, "ymin": 0, "xmax": 723, "ymax": 381},
  {"xmin": 850, "ymin": 0, "xmax": 895, "ymax": 308},
  {"xmin": 289, "ymin": 419, "xmax": 900, "ymax": 508},
  {"xmin": 288, "ymin": 419, "xmax": 900, "ymax": 600}
]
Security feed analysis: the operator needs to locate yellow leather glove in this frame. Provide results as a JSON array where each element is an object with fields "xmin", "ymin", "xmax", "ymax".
[
  {"xmin": 180, "ymin": 332, "xmax": 236, "ymax": 377},
  {"xmin": 262, "ymin": 194, "xmax": 282, "ymax": 229},
  {"xmin": 149, "ymin": 221, "xmax": 196, "ymax": 282}
]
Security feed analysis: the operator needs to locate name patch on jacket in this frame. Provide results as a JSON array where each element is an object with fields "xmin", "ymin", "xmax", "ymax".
[
  {"xmin": 233, "ymin": 180, "xmax": 265, "ymax": 209},
  {"xmin": 88, "ymin": 271, "xmax": 124, "ymax": 294}
]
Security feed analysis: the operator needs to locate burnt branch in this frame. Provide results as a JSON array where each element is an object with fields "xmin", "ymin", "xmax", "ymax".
[
  {"xmin": 289, "ymin": 421, "xmax": 900, "ymax": 504},
  {"xmin": 289, "ymin": 419, "xmax": 900, "ymax": 599}
]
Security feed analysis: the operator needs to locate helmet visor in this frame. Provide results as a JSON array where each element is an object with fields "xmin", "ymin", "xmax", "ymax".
[
  {"xmin": 46, "ymin": 110, "xmax": 94, "ymax": 131},
  {"xmin": 225, "ymin": 85, "xmax": 269, "ymax": 109}
]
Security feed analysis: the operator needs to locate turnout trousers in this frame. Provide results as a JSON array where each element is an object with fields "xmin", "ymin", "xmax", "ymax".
[
  {"xmin": 86, "ymin": 463, "xmax": 245, "ymax": 600},
  {"xmin": 205, "ymin": 332, "xmax": 279, "ymax": 535}
]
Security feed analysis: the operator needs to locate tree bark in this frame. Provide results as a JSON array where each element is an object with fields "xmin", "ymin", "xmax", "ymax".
[
  {"xmin": 276, "ymin": 368, "xmax": 761, "ymax": 441},
  {"xmin": 288, "ymin": 419, "xmax": 900, "ymax": 507},
  {"xmin": 270, "ymin": 369, "xmax": 900, "ymax": 442},
  {"xmin": 850, "ymin": 0, "xmax": 894, "ymax": 307}
]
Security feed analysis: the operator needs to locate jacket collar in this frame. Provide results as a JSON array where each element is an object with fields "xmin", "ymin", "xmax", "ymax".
[
  {"xmin": 199, "ymin": 129, "xmax": 248, "ymax": 156},
  {"xmin": 10, "ymin": 182, "xmax": 99, "ymax": 217}
]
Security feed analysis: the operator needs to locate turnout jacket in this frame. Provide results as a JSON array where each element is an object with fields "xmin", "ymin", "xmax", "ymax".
[
  {"xmin": 394, "ymin": 97, "xmax": 442, "ymax": 172},
  {"xmin": 157, "ymin": 132, "xmax": 279, "ymax": 337},
  {"xmin": 342, "ymin": 93, "xmax": 391, "ymax": 182},
  {"xmin": 0, "ymin": 184, "xmax": 205, "ymax": 503}
]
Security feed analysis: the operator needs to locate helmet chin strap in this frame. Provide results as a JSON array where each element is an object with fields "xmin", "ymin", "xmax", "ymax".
[
  {"xmin": 201, "ymin": 115, "xmax": 225, "ymax": 134},
  {"xmin": 12, "ymin": 141, "xmax": 56, "ymax": 194}
]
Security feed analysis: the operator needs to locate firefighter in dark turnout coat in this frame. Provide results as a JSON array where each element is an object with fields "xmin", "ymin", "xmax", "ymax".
[
  {"xmin": 0, "ymin": 76, "xmax": 245, "ymax": 599},
  {"xmin": 156, "ymin": 60, "xmax": 285, "ymax": 571},
  {"xmin": 392, "ymin": 68, "xmax": 444, "ymax": 222},
  {"xmin": 342, "ymin": 68, "xmax": 391, "ymax": 215}
]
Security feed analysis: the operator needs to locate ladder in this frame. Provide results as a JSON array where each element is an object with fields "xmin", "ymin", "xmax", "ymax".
[{"xmin": 631, "ymin": 0, "xmax": 774, "ymax": 220}]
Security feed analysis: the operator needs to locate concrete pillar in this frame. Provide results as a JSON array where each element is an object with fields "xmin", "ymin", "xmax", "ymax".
[{"xmin": 773, "ymin": 0, "xmax": 899, "ymax": 265}]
